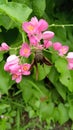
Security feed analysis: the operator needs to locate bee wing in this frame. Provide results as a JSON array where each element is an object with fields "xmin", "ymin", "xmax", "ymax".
[
  {"xmin": 29, "ymin": 60, "xmax": 35, "ymax": 70},
  {"xmin": 43, "ymin": 56, "xmax": 52, "ymax": 66}
]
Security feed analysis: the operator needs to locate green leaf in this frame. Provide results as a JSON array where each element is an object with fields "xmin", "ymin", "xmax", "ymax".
[
  {"xmin": 0, "ymin": 14, "xmax": 16, "ymax": 30},
  {"xmin": 53, "ymin": 107, "xmax": 60, "ymax": 122},
  {"xmin": 0, "ymin": 61, "xmax": 12, "ymax": 94},
  {"xmin": 0, "ymin": 0, "xmax": 6, "ymax": 4},
  {"xmin": 0, "ymin": 104, "xmax": 9, "ymax": 110},
  {"xmin": 19, "ymin": 77, "xmax": 45, "ymax": 102},
  {"xmin": 19, "ymin": 78, "xmax": 33, "ymax": 102},
  {"xmin": 55, "ymin": 57, "xmax": 68, "ymax": 73},
  {"xmin": 0, "ymin": 104, "xmax": 9, "ymax": 114},
  {"xmin": 69, "ymin": 104, "xmax": 73, "ymax": 120},
  {"xmin": 32, "ymin": 0, "xmax": 46, "ymax": 17},
  {"xmin": 49, "ymin": 67, "xmax": 67, "ymax": 100},
  {"xmin": 35, "ymin": 100, "xmax": 40, "ymax": 108},
  {"xmin": 33, "ymin": 64, "xmax": 51, "ymax": 80},
  {"xmin": 19, "ymin": 76, "xmax": 50, "ymax": 104},
  {"xmin": 12, "ymin": 0, "xmax": 31, "ymax": 6},
  {"xmin": 29, "ymin": 109, "xmax": 35, "ymax": 118},
  {"xmin": 58, "ymin": 103, "xmax": 69, "ymax": 124},
  {"xmin": 55, "ymin": 57, "xmax": 73, "ymax": 92},
  {"xmin": 51, "ymin": 53, "xmax": 59, "ymax": 63},
  {"xmin": 0, "ymin": 2, "xmax": 32, "ymax": 24},
  {"xmin": 40, "ymin": 102, "xmax": 54, "ymax": 120},
  {"xmin": 60, "ymin": 72, "xmax": 73, "ymax": 92}
]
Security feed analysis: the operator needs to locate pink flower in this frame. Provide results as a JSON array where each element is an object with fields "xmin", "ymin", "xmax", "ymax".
[
  {"xmin": 7, "ymin": 55, "xmax": 19, "ymax": 64},
  {"xmin": 0, "ymin": 42, "xmax": 9, "ymax": 51},
  {"xmin": 53, "ymin": 42, "xmax": 69, "ymax": 56},
  {"xmin": 11, "ymin": 64, "xmax": 22, "ymax": 83},
  {"xmin": 9, "ymin": 64, "xmax": 21, "ymax": 74},
  {"xmin": 44, "ymin": 40, "xmax": 52, "ymax": 49},
  {"xmin": 22, "ymin": 22, "xmax": 35, "ymax": 34},
  {"xmin": 43, "ymin": 31, "xmax": 54, "ymax": 40},
  {"xmin": 53, "ymin": 42, "xmax": 62, "ymax": 50},
  {"xmin": 66, "ymin": 52, "xmax": 73, "ymax": 58},
  {"xmin": 4, "ymin": 54, "xmax": 22, "ymax": 83},
  {"xmin": 4, "ymin": 55, "xmax": 19, "ymax": 72},
  {"xmin": 22, "ymin": 17, "xmax": 48, "ymax": 35},
  {"xmin": 30, "ymin": 16, "xmax": 38, "ymax": 26},
  {"xmin": 37, "ymin": 19, "xmax": 48, "ymax": 32},
  {"xmin": 30, "ymin": 17, "xmax": 48, "ymax": 32},
  {"xmin": 28, "ymin": 33, "xmax": 42, "ymax": 47},
  {"xmin": 20, "ymin": 43, "xmax": 31, "ymax": 58},
  {"xmin": 22, "ymin": 17, "xmax": 38, "ymax": 34},
  {"xmin": 28, "ymin": 35, "xmax": 39, "ymax": 46},
  {"xmin": 12, "ymin": 72, "xmax": 22, "ymax": 83},
  {"xmin": 66, "ymin": 52, "xmax": 73, "ymax": 69},
  {"xmin": 37, "ymin": 44, "xmax": 44, "ymax": 50},
  {"xmin": 21, "ymin": 63, "xmax": 31, "ymax": 75},
  {"xmin": 58, "ymin": 45, "xmax": 69, "ymax": 56}
]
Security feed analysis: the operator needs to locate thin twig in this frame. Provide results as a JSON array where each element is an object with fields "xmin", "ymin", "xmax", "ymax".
[{"xmin": 49, "ymin": 24, "xmax": 73, "ymax": 28}]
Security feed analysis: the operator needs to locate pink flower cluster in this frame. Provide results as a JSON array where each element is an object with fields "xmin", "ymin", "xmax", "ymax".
[
  {"xmin": 4, "ymin": 55, "xmax": 30, "ymax": 83},
  {"xmin": 22, "ymin": 16, "xmax": 54, "ymax": 50},
  {"xmin": 52, "ymin": 42, "xmax": 73, "ymax": 69},
  {"xmin": 53, "ymin": 42, "xmax": 69, "ymax": 56},
  {"xmin": 2, "ymin": 16, "xmax": 73, "ymax": 83}
]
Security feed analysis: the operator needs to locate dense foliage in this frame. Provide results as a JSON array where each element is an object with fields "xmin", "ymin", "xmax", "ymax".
[{"xmin": 0, "ymin": 0, "xmax": 73, "ymax": 129}]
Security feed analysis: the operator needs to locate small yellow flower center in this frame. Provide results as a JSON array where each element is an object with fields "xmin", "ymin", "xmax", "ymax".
[
  {"xmin": 62, "ymin": 48, "xmax": 66, "ymax": 53},
  {"xmin": 24, "ymin": 49, "xmax": 29, "ymax": 54},
  {"xmin": 27, "ymin": 25, "xmax": 34, "ymax": 31},
  {"xmin": 13, "ymin": 74, "xmax": 18, "ymax": 79},
  {"xmin": 23, "ymin": 65, "xmax": 28, "ymax": 71}
]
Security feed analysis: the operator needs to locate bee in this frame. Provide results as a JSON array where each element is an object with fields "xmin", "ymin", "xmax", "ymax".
[{"xmin": 30, "ymin": 49, "xmax": 52, "ymax": 80}]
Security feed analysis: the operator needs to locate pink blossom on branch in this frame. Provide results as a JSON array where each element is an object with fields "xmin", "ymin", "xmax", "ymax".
[
  {"xmin": 53, "ymin": 42, "xmax": 69, "ymax": 56},
  {"xmin": 42, "ymin": 31, "xmax": 54, "ymax": 40},
  {"xmin": 28, "ymin": 33, "xmax": 42, "ymax": 46},
  {"xmin": 53, "ymin": 42, "xmax": 62, "ymax": 50},
  {"xmin": 30, "ymin": 16, "xmax": 38, "ymax": 26},
  {"xmin": 30, "ymin": 17, "xmax": 48, "ymax": 32},
  {"xmin": 28, "ymin": 35, "xmax": 40, "ymax": 46},
  {"xmin": 58, "ymin": 45, "xmax": 69, "ymax": 56},
  {"xmin": 9, "ymin": 64, "xmax": 21, "ymax": 74},
  {"xmin": 22, "ymin": 16, "xmax": 48, "ymax": 35},
  {"xmin": 10, "ymin": 63, "xmax": 22, "ymax": 83},
  {"xmin": 4, "ymin": 55, "xmax": 19, "ymax": 72},
  {"xmin": 6, "ymin": 55, "xmax": 19, "ymax": 64},
  {"xmin": 22, "ymin": 22, "xmax": 35, "ymax": 35},
  {"xmin": 0, "ymin": 42, "xmax": 10, "ymax": 51},
  {"xmin": 21, "ymin": 63, "xmax": 31, "ymax": 75},
  {"xmin": 12, "ymin": 63, "xmax": 31, "ymax": 83},
  {"xmin": 44, "ymin": 40, "xmax": 52, "ymax": 49},
  {"xmin": 66, "ymin": 52, "xmax": 73, "ymax": 69},
  {"xmin": 20, "ymin": 43, "xmax": 31, "ymax": 58},
  {"xmin": 12, "ymin": 72, "xmax": 22, "ymax": 83},
  {"xmin": 37, "ymin": 19, "xmax": 48, "ymax": 32},
  {"xmin": 4, "ymin": 54, "xmax": 22, "ymax": 83},
  {"xmin": 22, "ymin": 17, "xmax": 39, "ymax": 34},
  {"xmin": 36, "ymin": 44, "xmax": 44, "ymax": 50}
]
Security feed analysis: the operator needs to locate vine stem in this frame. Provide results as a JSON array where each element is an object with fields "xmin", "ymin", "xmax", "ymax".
[
  {"xmin": 49, "ymin": 24, "xmax": 73, "ymax": 28},
  {"xmin": 10, "ymin": 45, "xmax": 21, "ymax": 50}
]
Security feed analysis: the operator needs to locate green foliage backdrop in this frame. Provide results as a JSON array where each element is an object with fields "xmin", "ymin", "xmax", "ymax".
[{"xmin": 0, "ymin": 0, "xmax": 73, "ymax": 129}]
